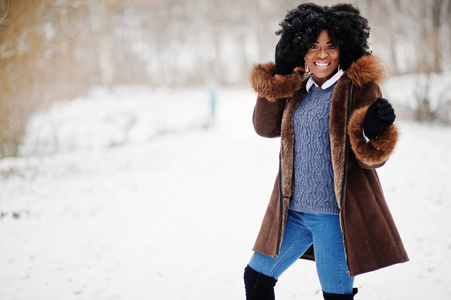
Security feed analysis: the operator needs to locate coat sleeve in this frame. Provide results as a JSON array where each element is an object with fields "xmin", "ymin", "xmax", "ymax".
[
  {"xmin": 253, "ymin": 97, "xmax": 286, "ymax": 138},
  {"xmin": 348, "ymin": 82, "xmax": 398, "ymax": 168},
  {"xmin": 249, "ymin": 62, "xmax": 302, "ymax": 138}
]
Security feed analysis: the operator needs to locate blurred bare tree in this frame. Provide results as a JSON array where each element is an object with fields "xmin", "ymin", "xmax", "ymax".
[{"xmin": 0, "ymin": 0, "xmax": 450, "ymax": 157}]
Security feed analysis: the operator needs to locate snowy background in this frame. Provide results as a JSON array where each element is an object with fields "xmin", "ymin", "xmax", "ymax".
[
  {"xmin": 1, "ymin": 0, "xmax": 451, "ymax": 299},
  {"xmin": 1, "ymin": 83, "xmax": 451, "ymax": 299}
]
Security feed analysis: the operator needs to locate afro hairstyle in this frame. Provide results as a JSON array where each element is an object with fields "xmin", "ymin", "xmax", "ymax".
[{"xmin": 276, "ymin": 3, "xmax": 371, "ymax": 70}]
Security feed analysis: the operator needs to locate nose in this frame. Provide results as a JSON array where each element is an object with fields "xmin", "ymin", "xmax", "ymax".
[{"xmin": 318, "ymin": 48, "xmax": 327, "ymax": 58}]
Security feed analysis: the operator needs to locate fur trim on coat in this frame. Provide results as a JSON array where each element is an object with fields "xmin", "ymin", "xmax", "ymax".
[
  {"xmin": 249, "ymin": 55, "xmax": 386, "ymax": 99},
  {"xmin": 346, "ymin": 55, "xmax": 387, "ymax": 87},
  {"xmin": 348, "ymin": 106, "xmax": 398, "ymax": 167},
  {"xmin": 250, "ymin": 62, "xmax": 304, "ymax": 100}
]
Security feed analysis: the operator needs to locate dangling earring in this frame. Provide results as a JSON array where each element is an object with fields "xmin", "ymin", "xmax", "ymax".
[{"xmin": 305, "ymin": 63, "xmax": 310, "ymax": 73}]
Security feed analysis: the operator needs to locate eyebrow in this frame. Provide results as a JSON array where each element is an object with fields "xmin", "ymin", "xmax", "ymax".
[{"xmin": 313, "ymin": 40, "xmax": 336, "ymax": 44}]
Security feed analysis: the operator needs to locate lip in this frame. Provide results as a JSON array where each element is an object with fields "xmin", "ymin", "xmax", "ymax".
[{"xmin": 314, "ymin": 62, "xmax": 331, "ymax": 70}]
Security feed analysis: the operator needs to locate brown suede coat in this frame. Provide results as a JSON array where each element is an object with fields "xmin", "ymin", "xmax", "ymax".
[{"xmin": 249, "ymin": 55, "xmax": 408, "ymax": 277}]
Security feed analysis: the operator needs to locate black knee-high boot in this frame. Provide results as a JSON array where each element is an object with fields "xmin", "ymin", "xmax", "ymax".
[
  {"xmin": 244, "ymin": 265, "xmax": 277, "ymax": 300},
  {"xmin": 323, "ymin": 288, "xmax": 358, "ymax": 299}
]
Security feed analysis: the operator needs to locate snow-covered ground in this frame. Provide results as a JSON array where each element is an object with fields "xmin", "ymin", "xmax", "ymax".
[{"xmin": 1, "ymin": 86, "xmax": 450, "ymax": 299}]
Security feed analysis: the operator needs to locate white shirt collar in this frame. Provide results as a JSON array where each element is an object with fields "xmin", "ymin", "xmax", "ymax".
[{"xmin": 306, "ymin": 69, "xmax": 344, "ymax": 92}]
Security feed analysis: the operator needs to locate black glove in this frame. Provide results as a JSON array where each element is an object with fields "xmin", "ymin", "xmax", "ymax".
[
  {"xmin": 273, "ymin": 40, "xmax": 300, "ymax": 75},
  {"xmin": 363, "ymin": 97, "xmax": 396, "ymax": 139}
]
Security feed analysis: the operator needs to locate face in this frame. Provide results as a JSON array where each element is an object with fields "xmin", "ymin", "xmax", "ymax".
[{"xmin": 304, "ymin": 29, "xmax": 340, "ymax": 86}]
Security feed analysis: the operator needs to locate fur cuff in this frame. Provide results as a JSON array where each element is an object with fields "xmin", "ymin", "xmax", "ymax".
[
  {"xmin": 348, "ymin": 106, "xmax": 398, "ymax": 167},
  {"xmin": 249, "ymin": 62, "xmax": 302, "ymax": 101}
]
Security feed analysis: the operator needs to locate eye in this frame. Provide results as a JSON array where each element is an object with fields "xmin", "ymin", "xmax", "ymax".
[
  {"xmin": 309, "ymin": 44, "xmax": 319, "ymax": 49},
  {"xmin": 328, "ymin": 44, "xmax": 337, "ymax": 49}
]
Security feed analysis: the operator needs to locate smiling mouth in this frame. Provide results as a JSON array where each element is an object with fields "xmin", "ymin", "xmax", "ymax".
[{"xmin": 315, "ymin": 62, "xmax": 330, "ymax": 67}]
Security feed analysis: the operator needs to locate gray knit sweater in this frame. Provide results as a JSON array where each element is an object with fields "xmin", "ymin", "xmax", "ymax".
[{"xmin": 289, "ymin": 82, "xmax": 340, "ymax": 215}]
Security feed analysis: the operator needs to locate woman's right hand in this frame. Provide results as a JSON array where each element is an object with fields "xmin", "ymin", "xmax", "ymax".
[{"xmin": 273, "ymin": 41, "xmax": 300, "ymax": 76}]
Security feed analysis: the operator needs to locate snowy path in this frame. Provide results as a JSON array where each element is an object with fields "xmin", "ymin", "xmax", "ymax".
[{"xmin": 1, "ymin": 88, "xmax": 450, "ymax": 299}]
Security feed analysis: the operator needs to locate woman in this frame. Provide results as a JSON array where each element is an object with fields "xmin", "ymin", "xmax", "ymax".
[{"xmin": 244, "ymin": 3, "xmax": 408, "ymax": 299}]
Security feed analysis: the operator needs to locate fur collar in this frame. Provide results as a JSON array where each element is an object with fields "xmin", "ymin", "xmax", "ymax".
[
  {"xmin": 345, "ymin": 55, "xmax": 387, "ymax": 87},
  {"xmin": 250, "ymin": 55, "xmax": 386, "ymax": 99}
]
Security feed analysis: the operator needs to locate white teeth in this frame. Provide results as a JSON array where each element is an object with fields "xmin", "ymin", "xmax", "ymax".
[{"xmin": 315, "ymin": 62, "xmax": 330, "ymax": 67}]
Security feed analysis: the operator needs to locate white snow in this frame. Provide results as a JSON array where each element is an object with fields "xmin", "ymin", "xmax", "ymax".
[
  {"xmin": 1, "ymin": 86, "xmax": 450, "ymax": 299},
  {"xmin": 382, "ymin": 71, "xmax": 451, "ymax": 123}
]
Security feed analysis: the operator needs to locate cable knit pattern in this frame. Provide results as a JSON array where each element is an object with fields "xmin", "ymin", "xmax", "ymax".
[{"xmin": 289, "ymin": 83, "xmax": 340, "ymax": 215}]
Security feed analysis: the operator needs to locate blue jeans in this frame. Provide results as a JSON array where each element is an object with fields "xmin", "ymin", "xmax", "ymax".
[{"xmin": 248, "ymin": 210, "xmax": 354, "ymax": 294}]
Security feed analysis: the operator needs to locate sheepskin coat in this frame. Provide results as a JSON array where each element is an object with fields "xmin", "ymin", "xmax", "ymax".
[{"xmin": 250, "ymin": 55, "xmax": 409, "ymax": 277}]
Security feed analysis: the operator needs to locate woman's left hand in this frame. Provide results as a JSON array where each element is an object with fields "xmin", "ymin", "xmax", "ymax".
[{"xmin": 363, "ymin": 97, "xmax": 396, "ymax": 139}]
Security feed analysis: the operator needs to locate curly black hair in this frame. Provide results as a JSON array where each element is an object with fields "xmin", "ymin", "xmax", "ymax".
[{"xmin": 276, "ymin": 3, "xmax": 371, "ymax": 70}]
